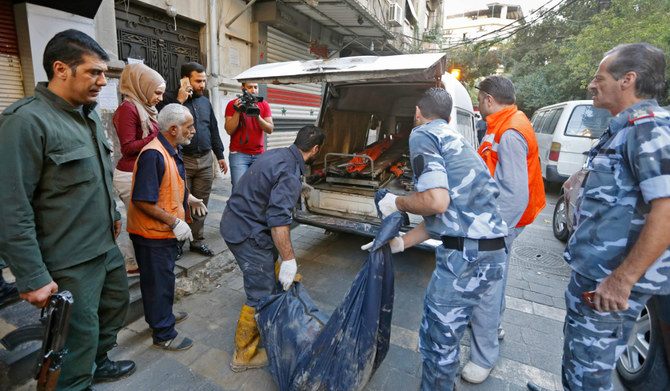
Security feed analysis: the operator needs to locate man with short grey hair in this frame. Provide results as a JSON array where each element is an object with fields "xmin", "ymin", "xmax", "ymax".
[
  {"xmin": 559, "ymin": 42, "xmax": 670, "ymax": 390},
  {"xmin": 127, "ymin": 103, "xmax": 204, "ymax": 351}
]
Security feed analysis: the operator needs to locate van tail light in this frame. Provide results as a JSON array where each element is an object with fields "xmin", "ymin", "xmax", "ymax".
[{"xmin": 549, "ymin": 142, "xmax": 561, "ymax": 161}]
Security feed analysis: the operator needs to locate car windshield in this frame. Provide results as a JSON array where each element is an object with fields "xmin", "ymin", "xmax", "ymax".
[{"xmin": 564, "ymin": 105, "xmax": 612, "ymax": 138}]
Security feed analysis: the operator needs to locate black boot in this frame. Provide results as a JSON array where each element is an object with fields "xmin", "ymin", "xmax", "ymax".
[
  {"xmin": 93, "ymin": 354, "xmax": 136, "ymax": 383},
  {"xmin": 0, "ymin": 273, "xmax": 19, "ymax": 306}
]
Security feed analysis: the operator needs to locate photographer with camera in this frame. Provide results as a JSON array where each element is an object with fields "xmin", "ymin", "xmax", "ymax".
[{"xmin": 224, "ymin": 82, "xmax": 274, "ymax": 188}]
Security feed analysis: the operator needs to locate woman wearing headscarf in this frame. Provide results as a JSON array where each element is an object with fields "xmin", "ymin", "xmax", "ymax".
[{"xmin": 113, "ymin": 63, "xmax": 165, "ymax": 274}]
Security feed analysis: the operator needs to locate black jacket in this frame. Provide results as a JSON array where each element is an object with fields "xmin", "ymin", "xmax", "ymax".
[{"xmin": 158, "ymin": 91, "xmax": 225, "ymax": 159}]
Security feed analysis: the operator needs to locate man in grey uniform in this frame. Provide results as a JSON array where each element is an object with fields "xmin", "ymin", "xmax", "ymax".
[
  {"xmin": 561, "ymin": 43, "xmax": 670, "ymax": 390},
  {"xmin": 374, "ymin": 88, "xmax": 508, "ymax": 390}
]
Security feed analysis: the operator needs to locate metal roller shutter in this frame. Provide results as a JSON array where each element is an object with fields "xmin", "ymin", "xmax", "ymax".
[
  {"xmin": 266, "ymin": 26, "xmax": 322, "ymax": 150},
  {"xmin": 0, "ymin": 0, "xmax": 24, "ymax": 112}
]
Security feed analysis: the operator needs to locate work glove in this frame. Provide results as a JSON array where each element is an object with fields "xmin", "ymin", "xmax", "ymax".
[
  {"xmin": 171, "ymin": 218, "xmax": 193, "ymax": 242},
  {"xmin": 377, "ymin": 192, "xmax": 399, "ymax": 219},
  {"xmin": 301, "ymin": 182, "xmax": 314, "ymax": 199},
  {"xmin": 361, "ymin": 235, "xmax": 405, "ymax": 254},
  {"xmin": 188, "ymin": 194, "xmax": 208, "ymax": 217},
  {"xmin": 278, "ymin": 259, "xmax": 297, "ymax": 291}
]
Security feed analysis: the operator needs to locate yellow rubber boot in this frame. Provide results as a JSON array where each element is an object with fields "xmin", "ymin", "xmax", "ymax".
[
  {"xmin": 230, "ymin": 305, "xmax": 268, "ymax": 372},
  {"xmin": 275, "ymin": 260, "xmax": 302, "ymax": 283}
]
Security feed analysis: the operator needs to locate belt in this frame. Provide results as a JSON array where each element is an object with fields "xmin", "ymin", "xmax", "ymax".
[
  {"xmin": 440, "ymin": 236, "xmax": 506, "ymax": 252},
  {"xmin": 183, "ymin": 150, "xmax": 210, "ymax": 158}
]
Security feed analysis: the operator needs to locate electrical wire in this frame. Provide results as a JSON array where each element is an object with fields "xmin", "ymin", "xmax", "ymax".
[
  {"xmin": 446, "ymin": 0, "xmax": 564, "ymax": 44},
  {"xmin": 392, "ymin": 0, "xmax": 569, "ymax": 46},
  {"xmin": 438, "ymin": 0, "xmax": 581, "ymax": 52}
]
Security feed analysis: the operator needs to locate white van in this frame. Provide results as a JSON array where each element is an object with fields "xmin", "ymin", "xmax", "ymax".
[
  {"xmin": 235, "ymin": 53, "xmax": 478, "ymax": 249},
  {"xmin": 531, "ymin": 100, "xmax": 612, "ymax": 183}
]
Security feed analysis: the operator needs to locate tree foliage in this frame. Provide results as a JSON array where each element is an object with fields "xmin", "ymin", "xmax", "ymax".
[{"xmin": 448, "ymin": 0, "xmax": 670, "ymax": 114}]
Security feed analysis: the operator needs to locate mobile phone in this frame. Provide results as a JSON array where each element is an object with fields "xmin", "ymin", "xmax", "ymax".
[
  {"xmin": 180, "ymin": 78, "xmax": 193, "ymax": 94},
  {"xmin": 582, "ymin": 291, "xmax": 595, "ymax": 308}
]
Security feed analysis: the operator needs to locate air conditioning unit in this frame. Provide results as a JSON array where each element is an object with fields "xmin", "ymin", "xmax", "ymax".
[{"xmin": 388, "ymin": 2, "xmax": 403, "ymax": 27}]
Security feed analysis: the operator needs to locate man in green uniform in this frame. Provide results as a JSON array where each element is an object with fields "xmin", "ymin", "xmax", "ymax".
[{"xmin": 0, "ymin": 30, "xmax": 134, "ymax": 391}]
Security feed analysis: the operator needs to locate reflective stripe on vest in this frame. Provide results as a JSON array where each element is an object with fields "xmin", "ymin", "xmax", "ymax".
[
  {"xmin": 477, "ymin": 105, "xmax": 546, "ymax": 227},
  {"xmin": 127, "ymin": 138, "xmax": 187, "ymax": 239}
]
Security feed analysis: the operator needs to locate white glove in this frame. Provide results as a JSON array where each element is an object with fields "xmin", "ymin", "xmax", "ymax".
[
  {"xmin": 188, "ymin": 194, "xmax": 208, "ymax": 217},
  {"xmin": 378, "ymin": 193, "xmax": 399, "ymax": 218},
  {"xmin": 301, "ymin": 183, "xmax": 314, "ymax": 199},
  {"xmin": 171, "ymin": 218, "xmax": 193, "ymax": 242},
  {"xmin": 361, "ymin": 235, "xmax": 404, "ymax": 253},
  {"xmin": 278, "ymin": 259, "xmax": 297, "ymax": 291}
]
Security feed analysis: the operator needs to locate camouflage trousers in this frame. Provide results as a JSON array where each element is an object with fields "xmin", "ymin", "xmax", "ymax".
[
  {"xmin": 419, "ymin": 242, "xmax": 506, "ymax": 391},
  {"xmin": 562, "ymin": 271, "xmax": 650, "ymax": 391},
  {"xmin": 470, "ymin": 226, "xmax": 523, "ymax": 368}
]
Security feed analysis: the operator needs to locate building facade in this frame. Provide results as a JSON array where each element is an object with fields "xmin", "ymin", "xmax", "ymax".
[{"xmin": 2, "ymin": 0, "xmax": 441, "ymax": 158}]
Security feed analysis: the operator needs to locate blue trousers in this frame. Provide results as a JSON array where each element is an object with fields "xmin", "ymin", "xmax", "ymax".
[
  {"xmin": 561, "ymin": 271, "xmax": 649, "ymax": 391},
  {"xmin": 225, "ymin": 238, "xmax": 278, "ymax": 308},
  {"xmin": 419, "ymin": 242, "xmax": 506, "ymax": 391},
  {"xmin": 132, "ymin": 241, "xmax": 178, "ymax": 342},
  {"xmin": 229, "ymin": 151, "xmax": 260, "ymax": 189}
]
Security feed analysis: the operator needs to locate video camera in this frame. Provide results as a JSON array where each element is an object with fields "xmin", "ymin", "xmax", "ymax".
[{"xmin": 235, "ymin": 89, "xmax": 264, "ymax": 117}]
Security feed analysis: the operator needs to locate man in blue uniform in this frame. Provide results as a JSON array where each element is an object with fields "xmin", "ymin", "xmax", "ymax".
[
  {"xmin": 560, "ymin": 43, "xmax": 670, "ymax": 390},
  {"xmin": 375, "ymin": 88, "xmax": 508, "ymax": 390},
  {"xmin": 220, "ymin": 125, "xmax": 325, "ymax": 372}
]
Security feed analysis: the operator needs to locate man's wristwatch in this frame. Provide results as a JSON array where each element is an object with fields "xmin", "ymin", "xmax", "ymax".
[{"xmin": 170, "ymin": 219, "xmax": 180, "ymax": 230}]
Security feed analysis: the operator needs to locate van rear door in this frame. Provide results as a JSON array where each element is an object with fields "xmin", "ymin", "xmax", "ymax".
[{"xmin": 234, "ymin": 53, "xmax": 447, "ymax": 85}]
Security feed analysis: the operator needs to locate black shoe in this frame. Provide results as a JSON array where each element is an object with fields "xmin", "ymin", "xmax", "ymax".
[
  {"xmin": 0, "ymin": 276, "xmax": 19, "ymax": 306},
  {"xmin": 176, "ymin": 245, "xmax": 183, "ymax": 260},
  {"xmin": 84, "ymin": 387, "xmax": 97, "ymax": 391},
  {"xmin": 175, "ymin": 311, "xmax": 189, "ymax": 324},
  {"xmin": 189, "ymin": 244, "xmax": 214, "ymax": 256},
  {"xmin": 93, "ymin": 355, "xmax": 136, "ymax": 383}
]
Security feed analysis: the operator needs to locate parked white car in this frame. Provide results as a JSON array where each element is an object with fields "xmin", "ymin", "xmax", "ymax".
[{"xmin": 531, "ymin": 100, "xmax": 612, "ymax": 183}]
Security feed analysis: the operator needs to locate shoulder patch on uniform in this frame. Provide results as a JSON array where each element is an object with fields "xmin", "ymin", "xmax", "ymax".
[
  {"xmin": 628, "ymin": 108, "xmax": 654, "ymax": 124},
  {"xmin": 1, "ymin": 96, "xmax": 36, "ymax": 115},
  {"xmin": 412, "ymin": 155, "xmax": 425, "ymax": 177}
]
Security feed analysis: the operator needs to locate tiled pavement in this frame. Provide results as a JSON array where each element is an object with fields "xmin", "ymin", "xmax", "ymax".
[{"xmin": 9, "ymin": 177, "xmax": 626, "ymax": 390}]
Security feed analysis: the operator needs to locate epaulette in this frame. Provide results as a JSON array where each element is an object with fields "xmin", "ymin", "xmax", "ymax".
[
  {"xmin": 628, "ymin": 108, "xmax": 654, "ymax": 125},
  {"xmin": 1, "ymin": 96, "xmax": 36, "ymax": 115}
]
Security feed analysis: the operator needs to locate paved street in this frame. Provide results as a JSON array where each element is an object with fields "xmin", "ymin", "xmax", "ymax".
[{"xmin": 11, "ymin": 178, "xmax": 626, "ymax": 391}]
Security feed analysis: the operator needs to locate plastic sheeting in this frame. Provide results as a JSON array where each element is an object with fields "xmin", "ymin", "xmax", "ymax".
[{"xmin": 255, "ymin": 212, "xmax": 404, "ymax": 391}]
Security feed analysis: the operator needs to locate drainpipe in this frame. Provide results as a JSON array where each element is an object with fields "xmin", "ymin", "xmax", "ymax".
[{"xmin": 209, "ymin": 0, "xmax": 220, "ymax": 121}]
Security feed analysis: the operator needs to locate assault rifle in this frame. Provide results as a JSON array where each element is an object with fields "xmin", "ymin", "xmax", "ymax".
[{"xmin": 35, "ymin": 291, "xmax": 73, "ymax": 391}]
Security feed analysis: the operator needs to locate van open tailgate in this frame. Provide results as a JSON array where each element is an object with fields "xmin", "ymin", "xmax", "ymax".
[{"xmin": 234, "ymin": 53, "xmax": 447, "ymax": 84}]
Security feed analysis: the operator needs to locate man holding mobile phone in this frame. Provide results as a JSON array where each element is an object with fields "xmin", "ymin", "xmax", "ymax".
[
  {"xmin": 558, "ymin": 43, "xmax": 670, "ymax": 391},
  {"xmin": 158, "ymin": 62, "xmax": 227, "ymax": 258}
]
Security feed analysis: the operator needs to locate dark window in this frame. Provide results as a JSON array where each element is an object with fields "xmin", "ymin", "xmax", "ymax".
[{"xmin": 544, "ymin": 108, "xmax": 564, "ymax": 134}]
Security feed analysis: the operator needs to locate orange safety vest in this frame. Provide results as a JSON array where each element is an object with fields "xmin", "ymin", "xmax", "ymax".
[
  {"xmin": 127, "ymin": 138, "xmax": 189, "ymax": 239},
  {"xmin": 477, "ymin": 105, "xmax": 545, "ymax": 227}
]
